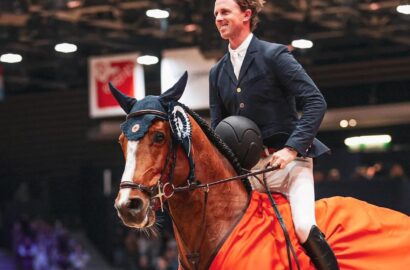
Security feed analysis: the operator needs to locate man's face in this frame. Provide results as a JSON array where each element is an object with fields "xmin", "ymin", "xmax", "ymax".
[{"xmin": 214, "ymin": 0, "xmax": 250, "ymax": 40}]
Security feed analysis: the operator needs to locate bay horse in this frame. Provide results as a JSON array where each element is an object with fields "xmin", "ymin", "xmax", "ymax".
[{"xmin": 112, "ymin": 72, "xmax": 410, "ymax": 270}]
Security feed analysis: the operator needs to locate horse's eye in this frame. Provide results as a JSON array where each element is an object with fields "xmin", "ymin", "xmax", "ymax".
[{"xmin": 153, "ymin": 132, "xmax": 165, "ymax": 143}]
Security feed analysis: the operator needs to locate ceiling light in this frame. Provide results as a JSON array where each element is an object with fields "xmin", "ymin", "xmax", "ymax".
[
  {"xmin": 146, "ymin": 9, "xmax": 169, "ymax": 19},
  {"xmin": 0, "ymin": 53, "xmax": 23, "ymax": 63},
  {"xmin": 67, "ymin": 0, "xmax": 82, "ymax": 9},
  {"xmin": 348, "ymin": 119, "xmax": 357, "ymax": 127},
  {"xmin": 369, "ymin": 3, "xmax": 380, "ymax": 11},
  {"xmin": 55, "ymin": 43, "xmax": 77, "ymax": 53},
  {"xmin": 339, "ymin": 120, "xmax": 348, "ymax": 128},
  {"xmin": 137, "ymin": 55, "xmax": 159, "ymax": 65},
  {"xmin": 345, "ymin": 135, "xmax": 391, "ymax": 147},
  {"xmin": 184, "ymin": 24, "xmax": 198, "ymax": 32},
  {"xmin": 396, "ymin": 4, "xmax": 410, "ymax": 14},
  {"xmin": 291, "ymin": 39, "xmax": 313, "ymax": 49}
]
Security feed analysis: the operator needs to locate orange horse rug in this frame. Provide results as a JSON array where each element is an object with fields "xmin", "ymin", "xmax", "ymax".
[{"xmin": 210, "ymin": 192, "xmax": 410, "ymax": 270}]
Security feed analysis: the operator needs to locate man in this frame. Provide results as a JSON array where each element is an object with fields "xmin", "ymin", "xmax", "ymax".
[{"xmin": 209, "ymin": 0, "xmax": 339, "ymax": 269}]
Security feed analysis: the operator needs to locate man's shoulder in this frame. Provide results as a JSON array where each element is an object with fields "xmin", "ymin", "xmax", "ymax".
[
  {"xmin": 210, "ymin": 54, "xmax": 227, "ymax": 76},
  {"xmin": 255, "ymin": 38, "xmax": 288, "ymax": 55}
]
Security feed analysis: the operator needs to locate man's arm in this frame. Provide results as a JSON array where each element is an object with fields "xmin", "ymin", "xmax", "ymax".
[
  {"xmin": 271, "ymin": 46, "xmax": 327, "ymax": 156},
  {"xmin": 209, "ymin": 67, "xmax": 227, "ymax": 130},
  {"xmin": 268, "ymin": 46, "xmax": 326, "ymax": 168}
]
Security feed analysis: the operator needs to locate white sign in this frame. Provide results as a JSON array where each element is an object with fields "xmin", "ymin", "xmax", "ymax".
[{"xmin": 161, "ymin": 47, "xmax": 216, "ymax": 110}]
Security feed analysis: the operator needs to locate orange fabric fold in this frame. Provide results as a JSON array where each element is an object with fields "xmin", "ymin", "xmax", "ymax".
[{"xmin": 209, "ymin": 191, "xmax": 410, "ymax": 270}]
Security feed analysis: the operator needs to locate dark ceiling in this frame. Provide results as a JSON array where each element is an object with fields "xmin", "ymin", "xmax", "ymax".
[{"xmin": 1, "ymin": 0, "xmax": 409, "ymax": 104}]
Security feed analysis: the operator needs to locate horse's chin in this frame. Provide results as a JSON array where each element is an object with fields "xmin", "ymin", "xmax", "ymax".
[{"xmin": 119, "ymin": 208, "xmax": 156, "ymax": 229}]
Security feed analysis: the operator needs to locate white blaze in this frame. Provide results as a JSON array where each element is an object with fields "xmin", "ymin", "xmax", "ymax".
[{"xmin": 117, "ymin": 141, "xmax": 139, "ymax": 207}]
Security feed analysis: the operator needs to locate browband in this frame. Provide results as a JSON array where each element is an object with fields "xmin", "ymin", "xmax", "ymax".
[{"xmin": 126, "ymin": 109, "xmax": 168, "ymax": 120}]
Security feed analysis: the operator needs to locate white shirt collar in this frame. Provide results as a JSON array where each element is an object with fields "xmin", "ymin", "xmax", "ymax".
[{"xmin": 228, "ymin": 33, "xmax": 253, "ymax": 57}]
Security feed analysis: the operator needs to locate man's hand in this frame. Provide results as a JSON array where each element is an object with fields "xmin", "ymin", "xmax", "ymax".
[{"xmin": 269, "ymin": 147, "xmax": 298, "ymax": 169}]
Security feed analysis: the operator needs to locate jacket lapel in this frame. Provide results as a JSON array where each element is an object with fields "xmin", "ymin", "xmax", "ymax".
[
  {"xmin": 222, "ymin": 54, "xmax": 238, "ymax": 84},
  {"xmin": 238, "ymin": 36, "xmax": 258, "ymax": 83}
]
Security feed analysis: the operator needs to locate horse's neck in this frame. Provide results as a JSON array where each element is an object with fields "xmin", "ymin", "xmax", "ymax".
[{"xmin": 168, "ymin": 121, "xmax": 249, "ymax": 269}]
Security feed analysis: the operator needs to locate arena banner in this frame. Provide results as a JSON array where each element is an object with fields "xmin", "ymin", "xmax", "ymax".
[
  {"xmin": 88, "ymin": 53, "xmax": 145, "ymax": 118},
  {"xmin": 161, "ymin": 47, "xmax": 216, "ymax": 110},
  {"xmin": 0, "ymin": 65, "xmax": 4, "ymax": 101}
]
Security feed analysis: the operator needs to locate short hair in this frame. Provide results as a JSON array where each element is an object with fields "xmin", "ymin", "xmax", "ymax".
[{"xmin": 235, "ymin": 0, "xmax": 265, "ymax": 31}]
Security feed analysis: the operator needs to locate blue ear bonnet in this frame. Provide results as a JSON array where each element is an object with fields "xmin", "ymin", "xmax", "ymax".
[
  {"xmin": 110, "ymin": 71, "xmax": 188, "ymax": 141},
  {"xmin": 110, "ymin": 71, "xmax": 195, "ymax": 181},
  {"xmin": 120, "ymin": 96, "xmax": 167, "ymax": 141}
]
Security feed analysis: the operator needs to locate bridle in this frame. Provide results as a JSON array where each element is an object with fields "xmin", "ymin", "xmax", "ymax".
[
  {"xmin": 118, "ymin": 113, "xmax": 279, "ymax": 210},
  {"xmin": 119, "ymin": 108, "xmax": 273, "ymax": 210},
  {"xmin": 118, "ymin": 109, "xmax": 300, "ymax": 270},
  {"xmin": 119, "ymin": 129, "xmax": 179, "ymax": 212}
]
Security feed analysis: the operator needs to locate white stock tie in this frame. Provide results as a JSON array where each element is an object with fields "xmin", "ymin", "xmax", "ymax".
[{"xmin": 231, "ymin": 52, "xmax": 241, "ymax": 79}]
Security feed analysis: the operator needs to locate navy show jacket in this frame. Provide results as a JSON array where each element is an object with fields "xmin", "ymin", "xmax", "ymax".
[{"xmin": 209, "ymin": 36, "xmax": 330, "ymax": 158}]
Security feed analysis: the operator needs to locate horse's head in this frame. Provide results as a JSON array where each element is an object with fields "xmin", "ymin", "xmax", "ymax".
[{"xmin": 112, "ymin": 72, "xmax": 191, "ymax": 228}]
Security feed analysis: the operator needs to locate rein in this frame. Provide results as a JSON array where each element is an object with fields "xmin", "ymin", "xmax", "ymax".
[{"xmin": 120, "ymin": 166, "xmax": 279, "ymax": 199}]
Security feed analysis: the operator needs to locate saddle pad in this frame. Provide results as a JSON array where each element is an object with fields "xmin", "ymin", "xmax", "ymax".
[{"xmin": 209, "ymin": 192, "xmax": 410, "ymax": 270}]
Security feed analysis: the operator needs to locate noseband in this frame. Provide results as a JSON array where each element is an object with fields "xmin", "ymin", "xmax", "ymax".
[{"xmin": 119, "ymin": 110, "xmax": 178, "ymax": 211}]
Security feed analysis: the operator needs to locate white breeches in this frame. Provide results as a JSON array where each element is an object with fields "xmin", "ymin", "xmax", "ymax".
[{"xmin": 250, "ymin": 156, "xmax": 316, "ymax": 243}]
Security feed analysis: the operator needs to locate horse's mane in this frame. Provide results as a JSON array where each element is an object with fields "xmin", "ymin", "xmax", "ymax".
[{"xmin": 179, "ymin": 103, "xmax": 252, "ymax": 193}]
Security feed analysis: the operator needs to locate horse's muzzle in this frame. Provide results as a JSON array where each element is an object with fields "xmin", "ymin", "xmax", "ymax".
[{"xmin": 114, "ymin": 194, "xmax": 154, "ymax": 228}]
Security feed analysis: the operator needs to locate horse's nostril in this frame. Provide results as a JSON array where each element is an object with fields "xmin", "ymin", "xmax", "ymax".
[{"xmin": 128, "ymin": 198, "xmax": 144, "ymax": 211}]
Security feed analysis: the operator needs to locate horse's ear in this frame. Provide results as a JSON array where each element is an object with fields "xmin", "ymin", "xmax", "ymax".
[
  {"xmin": 109, "ymin": 82, "xmax": 137, "ymax": 114},
  {"xmin": 159, "ymin": 71, "xmax": 188, "ymax": 104}
]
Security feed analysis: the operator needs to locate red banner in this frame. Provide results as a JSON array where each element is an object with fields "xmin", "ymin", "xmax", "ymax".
[{"xmin": 89, "ymin": 53, "xmax": 145, "ymax": 118}]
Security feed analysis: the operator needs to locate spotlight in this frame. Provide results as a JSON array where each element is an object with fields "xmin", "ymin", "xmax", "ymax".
[
  {"xmin": 55, "ymin": 43, "xmax": 77, "ymax": 53},
  {"xmin": 137, "ymin": 55, "xmax": 159, "ymax": 65},
  {"xmin": 67, "ymin": 0, "xmax": 82, "ymax": 9},
  {"xmin": 146, "ymin": 9, "xmax": 169, "ymax": 19},
  {"xmin": 291, "ymin": 39, "xmax": 313, "ymax": 49},
  {"xmin": 397, "ymin": 4, "xmax": 410, "ymax": 14},
  {"xmin": 0, "ymin": 53, "xmax": 23, "ymax": 63},
  {"xmin": 184, "ymin": 24, "xmax": 198, "ymax": 32},
  {"xmin": 348, "ymin": 119, "xmax": 357, "ymax": 127},
  {"xmin": 339, "ymin": 120, "xmax": 348, "ymax": 128},
  {"xmin": 369, "ymin": 3, "xmax": 380, "ymax": 11}
]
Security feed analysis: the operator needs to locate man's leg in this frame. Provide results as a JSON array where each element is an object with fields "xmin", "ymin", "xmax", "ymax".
[{"xmin": 288, "ymin": 158, "xmax": 339, "ymax": 270}]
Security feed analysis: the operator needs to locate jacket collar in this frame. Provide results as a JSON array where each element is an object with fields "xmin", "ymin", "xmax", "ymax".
[
  {"xmin": 223, "ymin": 53, "xmax": 237, "ymax": 84},
  {"xmin": 223, "ymin": 35, "xmax": 259, "ymax": 85}
]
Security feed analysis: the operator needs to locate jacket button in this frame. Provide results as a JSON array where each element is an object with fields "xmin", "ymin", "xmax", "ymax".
[
  {"xmin": 239, "ymin": 103, "xmax": 245, "ymax": 108},
  {"xmin": 236, "ymin": 87, "xmax": 241, "ymax": 93}
]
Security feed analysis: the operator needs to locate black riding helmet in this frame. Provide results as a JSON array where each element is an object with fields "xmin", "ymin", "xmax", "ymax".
[{"xmin": 215, "ymin": 116, "xmax": 263, "ymax": 169}]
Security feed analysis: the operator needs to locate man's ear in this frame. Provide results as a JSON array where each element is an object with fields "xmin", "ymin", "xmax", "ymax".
[{"xmin": 243, "ymin": 9, "xmax": 252, "ymax": 22}]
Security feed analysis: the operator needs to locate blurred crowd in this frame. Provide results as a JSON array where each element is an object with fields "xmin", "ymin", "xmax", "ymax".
[
  {"xmin": 111, "ymin": 223, "xmax": 179, "ymax": 270},
  {"xmin": 12, "ymin": 217, "xmax": 89, "ymax": 270},
  {"xmin": 9, "ymin": 215, "xmax": 179, "ymax": 270},
  {"xmin": 314, "ymin": 162, "xmax": 408, "ymax": 183}
]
